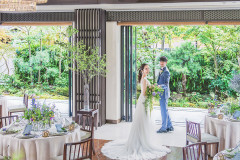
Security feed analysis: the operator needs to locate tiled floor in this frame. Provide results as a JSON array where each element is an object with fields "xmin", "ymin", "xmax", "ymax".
[
  {"xmin": 95, "ymin": 107, "xmax": 207, "ymax": 147},
  {"xmin": 93, "ymin": 139, "xmax": 213, "ymax": 160}
]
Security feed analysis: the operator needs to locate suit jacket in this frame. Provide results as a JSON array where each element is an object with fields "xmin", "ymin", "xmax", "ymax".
[{"xmin": 157, "ymin": 67, "xmax": 170, "ymax": 99}]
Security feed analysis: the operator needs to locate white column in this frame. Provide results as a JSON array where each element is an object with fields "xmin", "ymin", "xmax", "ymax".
[{"xmin": 106, "ymin": 22, "xmax": 121, "ymax": 123}]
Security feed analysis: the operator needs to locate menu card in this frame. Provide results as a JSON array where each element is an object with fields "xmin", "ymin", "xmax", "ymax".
[
  {"xmin": 23, "ymin": 125, "xmax": 32, "ymax": 135},
  {"xmin": 55, "ymin": 124, "xmax": 63, "ymax": 132}
]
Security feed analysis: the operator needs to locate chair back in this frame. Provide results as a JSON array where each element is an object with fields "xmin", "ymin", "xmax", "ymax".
[
  {"xmin": 63, "ymin": 138, "xmax": 92, "ymax": 160},
  {"xmin": 186, "ymin": 120, "xmax": 201, "ymax": 143},
  {"xmin": 183, "ymin": 142, "xmax": 207, "ymax": 160},
  {"xmin": 0, "ymin": 115, "xmax": 18, "ymax": 128},
  {"xmin": 0, "ymin": 105, "xmax": 2, "ymax": 117},
  {"xmin": 23, "ymin": 94, "xmax": 28, "ymax": 108},
  {"xmin": 79, "ymin": 114, "xmax": 94, "ymax": 137}
]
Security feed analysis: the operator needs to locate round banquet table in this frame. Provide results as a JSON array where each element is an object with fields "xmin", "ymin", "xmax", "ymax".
[
  {"xmin": 213, "ymin": 148, "xmax": 240, "ymax": 160},
  {"xmin": 0, "ymin": 96, "xmax": 8, "ymax": 117},
  {"xmin": 205, "ymin": 115, "xmax": 240, "ymax": 156},
  {"xmin": 0, "ymin": 127, "xmax": 82, "ymax": 160}
]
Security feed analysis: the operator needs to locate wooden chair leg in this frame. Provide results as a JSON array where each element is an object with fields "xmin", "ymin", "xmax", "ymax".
[
  {"xmin": 216, "ymin": 142, "xmax": 219, "ymax": 154},
  {"xmin": 186, "ymin": 140, "xmax": 189, "ymax": 145},
  {"xmin": 92, "ymin": 139, "xmax": 96, "ymax": 155}
]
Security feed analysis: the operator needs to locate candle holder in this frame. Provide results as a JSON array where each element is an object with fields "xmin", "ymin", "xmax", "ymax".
[
  {"xmin": 42, "ymin": 130, "xmax": 49, "ymax": 137},
  {"xmin": 69, "ymin": 124, "xmax": 75, "ymax": 131},
  {"xmin": 218, "ymin": 114, "xmax": 224, "ymax": 120}
]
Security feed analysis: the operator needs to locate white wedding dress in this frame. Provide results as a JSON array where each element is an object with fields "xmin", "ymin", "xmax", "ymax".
[{"xmin": 101, "ymin": 77, "xmax": 171, "ymax": 160}]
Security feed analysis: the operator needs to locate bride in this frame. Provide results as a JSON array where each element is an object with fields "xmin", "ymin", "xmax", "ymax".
[{"xmin": 101, "ymin": 64, "xmax": 171, "ymax": 160}]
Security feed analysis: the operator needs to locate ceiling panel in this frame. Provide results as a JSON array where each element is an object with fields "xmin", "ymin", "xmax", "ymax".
[{"xmin": 42, "ymin": 0, "xmax": 240, "ymax": 5}]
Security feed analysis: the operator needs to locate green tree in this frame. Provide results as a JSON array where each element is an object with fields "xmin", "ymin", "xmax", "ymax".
[{"xmin": 167, "ymin": 42, "xmax": 201, "ymax": 96}]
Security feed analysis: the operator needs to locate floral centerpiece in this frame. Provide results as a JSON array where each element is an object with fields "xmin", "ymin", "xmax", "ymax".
[
  {"xmin": 22, "ymin": 98, "xmax": 55, "ymax": 130},
  {"xmin": 144, "ymin": 84, "xmax": 163, "ymax": 114}
]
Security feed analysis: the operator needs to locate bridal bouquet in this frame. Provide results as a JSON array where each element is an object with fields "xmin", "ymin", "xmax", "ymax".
[{"xmin": 144, "ymin": 84, "xmax": 163, "ymax": 114}]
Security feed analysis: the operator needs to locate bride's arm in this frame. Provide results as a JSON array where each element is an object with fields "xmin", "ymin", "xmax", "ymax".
[{"xmin": 142, "ymin": 78, "xmax": 147, "ymax": 96}]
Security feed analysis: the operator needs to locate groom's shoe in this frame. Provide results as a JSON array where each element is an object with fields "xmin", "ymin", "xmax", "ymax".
[
  {"xmin": 167, "ymin": 127, "xmax": 174, "ymax": 132},
  {"xmin": 157, "ymin": 129, "xmax": 168, "ymax": 133}
]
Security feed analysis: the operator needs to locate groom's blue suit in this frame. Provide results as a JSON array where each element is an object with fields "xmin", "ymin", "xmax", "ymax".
[{"xmin": 157, "ymin": 66, "xmax": 173, "ymax": 131}]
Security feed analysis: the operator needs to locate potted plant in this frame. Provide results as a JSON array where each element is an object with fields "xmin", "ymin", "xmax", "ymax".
[{"xmin": 61, "ymin": 27, "xmax": 107, "ymax": 111}]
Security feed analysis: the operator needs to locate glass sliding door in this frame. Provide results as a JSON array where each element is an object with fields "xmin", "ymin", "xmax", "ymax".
[{"xmin": 121, "ymin": 26, "xmax": 137, "ymax": 122}]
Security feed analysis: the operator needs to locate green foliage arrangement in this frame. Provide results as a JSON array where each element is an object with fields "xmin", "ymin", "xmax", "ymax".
[{"xmin": 144, "ymin": 84, "xmax": 163, "ymax": 113}]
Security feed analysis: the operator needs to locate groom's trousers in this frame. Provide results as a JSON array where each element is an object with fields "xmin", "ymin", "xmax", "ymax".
[{"xmin": 159, "ymin": 98, "xmax": 172, "ymax": 131}]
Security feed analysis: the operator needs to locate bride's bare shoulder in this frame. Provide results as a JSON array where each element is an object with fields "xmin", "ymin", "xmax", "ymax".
[{"xmin": 141, "ymin": 78, "xmax": 147, "ymax": 84}]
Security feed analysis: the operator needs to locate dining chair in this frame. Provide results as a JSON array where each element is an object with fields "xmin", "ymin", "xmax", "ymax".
[
  {"xmin": 0, "ymin": 115, "xmax": 18, "ymax": 128},
  {"xmin": 0, "ymin": 105, "xmax": 2, "ymax": 117},
  {"xmin": 79, "ymin": 114, "xmax": 95, "ymax": 155},
  {"xmin": 51, "ymin": 138, "xmax": 93, "ymax": 160},
  {"xmin": 183, "ymin": 142, "xmax": 207, "ymax": 160},
  {"xmin": 8, "ymin": 94, "xmax": 28, "ymax": 116},
  {"xmin": 186, "ymin": 120, "xmax": 219, "ymax": 154}
]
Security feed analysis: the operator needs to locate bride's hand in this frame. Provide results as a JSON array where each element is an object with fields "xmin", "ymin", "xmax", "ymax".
[{"xmin": 158, "ymin": 85, "xmax": 162, "ymax": 89}]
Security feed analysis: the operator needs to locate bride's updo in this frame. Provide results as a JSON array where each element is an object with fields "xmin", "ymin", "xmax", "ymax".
[{"xmin": 138, "ymin": 63, "xmax": 148, "ymax": 83}]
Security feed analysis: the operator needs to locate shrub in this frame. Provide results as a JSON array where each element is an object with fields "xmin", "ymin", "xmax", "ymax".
[{"xmin": 55, "ymin": 87, "xmax": 69, "ymax": 97}]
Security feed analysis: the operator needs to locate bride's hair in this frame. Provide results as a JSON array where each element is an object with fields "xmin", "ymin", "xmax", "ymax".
[{"xmin": 138, "ymin": 63, "xmax": 148, "ymax": 83}]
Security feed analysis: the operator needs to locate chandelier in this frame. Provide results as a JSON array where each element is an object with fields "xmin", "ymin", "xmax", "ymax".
[{"xmin": 0, "ymin": 0, "xmax": 48, "ymax": 12}]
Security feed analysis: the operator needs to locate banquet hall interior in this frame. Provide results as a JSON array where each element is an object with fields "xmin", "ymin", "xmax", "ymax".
[{"xmin": 1, "ymin": 0, "xmax": 240, "ymax": 160}]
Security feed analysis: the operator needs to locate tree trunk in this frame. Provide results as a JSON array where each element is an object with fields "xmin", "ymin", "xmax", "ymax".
[
  {"xmin": 38, "ymin": 70, "xmax": 41, "ymax": 83},
  {"xmin": 59, "ymin": 59, "xmax": 62, "ymax": 78},
  {"xmin": 59, "ymin": 26, "xmax": 62, "ymax": 78},
  {"xmin": 182, "ymin": 73, "xmax": 187, "ymax": 96},
  {"xmin": 238, "ymin": 55, "xmax": 240, "ymax": 68},
  {"xmin": 213, "ymin": 53, "xmax": 219, "ymax": 95},
  {"xmin": 27, "ymin": 28, "xmax": 33, "ymax": 85},
  {"xmin": 39, "ymin": 32, "xmax": 42, "ymax": 83},
  {"xmin": 2, "ymin": 56, "xmax": 9, "ymax": 75},
  {"xmin": 28, "ymin": 43, "xmax": 33, "ymax": 84},
  {"xmin": 161, "ymin": 35, "xmax": 165, "ymax": 50}
]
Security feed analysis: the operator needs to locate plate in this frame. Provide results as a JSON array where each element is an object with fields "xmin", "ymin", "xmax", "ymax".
[
  {"xmin": 229, "ymin": 119, "xmax": 240, "ymax": 122},
  {"xmin": 49, "ymin": 132, "xmax": 68, "ymax": 136},
  {"xmin": 17, "ymin": 134, "xmax": 36, "ymax": 139},
  {"xmin": 208, "ymin": 114, "xmax": 217, "ymax": 118},
  {"xmin": 0, "ymin": 130, "xmax": 19, "ymax": 135}
]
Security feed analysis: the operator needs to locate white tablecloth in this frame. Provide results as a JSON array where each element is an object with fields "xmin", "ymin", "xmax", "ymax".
[
  {"xmin": 0, "ymin": 97, "xmax": 8, "ymax": 117},
  {"xmin": 205, "ymin": 116, "xmax": 240, "ymax": 156},
  {"xmin": 0, "ymin": 128, "xmax": 82, "ymax": 160}
]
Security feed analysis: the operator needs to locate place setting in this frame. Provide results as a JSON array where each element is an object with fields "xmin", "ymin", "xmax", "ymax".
[{"xmin": 214, "ymin": 142, "xmax": 240, "ymax": 160}]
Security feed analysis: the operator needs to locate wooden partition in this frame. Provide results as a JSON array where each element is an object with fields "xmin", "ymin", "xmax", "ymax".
[{"xmin": 74, "ymin": 9, "xmax": 106, "ymax": 126}]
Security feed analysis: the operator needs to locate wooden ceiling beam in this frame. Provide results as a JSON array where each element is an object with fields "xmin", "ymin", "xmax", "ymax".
[
  {"xmin": 1, "ymin": 22, "xmax": 73, "ymax": 26},
  {"xmin": 42, "ymin": 0, "xmax": 240, "ymax": 5},
  {"xmin": 117, "ymin": 21, "xmax": 206, "ymax": 26}
]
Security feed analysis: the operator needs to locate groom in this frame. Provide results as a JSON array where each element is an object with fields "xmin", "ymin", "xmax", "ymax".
[{"xmin": 157, "ymin": 56, "xmax": 174, "ymax": 133}]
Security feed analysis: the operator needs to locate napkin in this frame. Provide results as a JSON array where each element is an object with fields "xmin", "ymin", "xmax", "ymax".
[
  {"xmin": 48, "ymin": 125, "xmax": 58, "ymax": 133},
  {"xmin": 54, "ymin": 117, "xmax": 63, "ymax": 124},
  {"xmin": 233, "ymin": 111, "xmax": 240, "ymax": 119},
  {"xmin": 2, "ymin": 121, "xmax": 16, "ymax": 131},
  {"xmin": 63, "ymin": 118, "xmax": 71, "ymax": 127}
]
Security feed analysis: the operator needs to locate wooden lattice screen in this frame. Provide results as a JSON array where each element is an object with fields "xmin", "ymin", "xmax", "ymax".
[{"xmin": 74, "ymin": 9, "xmax": 106, "ymax": 126}]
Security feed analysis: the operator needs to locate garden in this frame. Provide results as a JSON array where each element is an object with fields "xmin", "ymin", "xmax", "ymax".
[
  {"xmin": 136, "ymin": 25, "xmax": 240, "ymax": 111},
  {"xmin": 0, "ymin": 26, "xmax": 70, "ymax": 99},
  {"xmin": 0, "ymin": 25, "xmax": 240, "ymax": 112}
]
